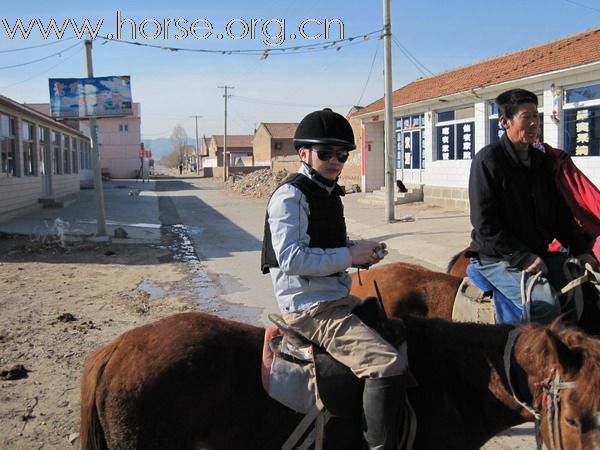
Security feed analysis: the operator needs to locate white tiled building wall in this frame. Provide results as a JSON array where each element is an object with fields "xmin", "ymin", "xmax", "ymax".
[{"xmin": 360, "ymin": 72, "xmax": 600, "ymax": 203}]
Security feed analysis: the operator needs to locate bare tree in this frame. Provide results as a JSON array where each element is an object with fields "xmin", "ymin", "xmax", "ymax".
[{"xmin": 171, "ymin": 125, "xmax": 188, "ymax": 166}]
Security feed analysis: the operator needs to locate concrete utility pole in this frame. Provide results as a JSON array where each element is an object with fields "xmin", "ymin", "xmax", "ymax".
[
  {"xmin": 218, "ymin": 85, "xmax": 234, "ymax": 182},
  {"xmin": 190, "ymin": 115, "xmax": 202, "ymax": 174},
  {"xmin": 84, "ymin": 39, "xmax": 107, "ymax": 236},
  {"xmin": 383, "ymin": 0, "xmax": 396, "ymax": 223}
]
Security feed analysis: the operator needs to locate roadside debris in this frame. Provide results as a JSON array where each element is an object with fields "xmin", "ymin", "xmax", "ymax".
[
  {"xmin": 225, "ymin": 169, "xmax": 289, "ymax": 198},
  {"xmin": 0, "ymin": 364, "xmax": 30, "ymax": 380}
]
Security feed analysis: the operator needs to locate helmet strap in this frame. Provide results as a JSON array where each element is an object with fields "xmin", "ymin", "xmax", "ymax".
[{"xmin": 302, "ymin": 161, "xmax": 338, "ymax": 187}]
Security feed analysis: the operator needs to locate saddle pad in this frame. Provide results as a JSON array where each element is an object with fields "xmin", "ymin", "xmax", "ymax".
[
  {"xmin": 262, "ymin": 326, "xmax": 317, "ymax": 414},
  {"xmin": 452, "ymin": 277, "xmax": 496, "ymax": 324}
]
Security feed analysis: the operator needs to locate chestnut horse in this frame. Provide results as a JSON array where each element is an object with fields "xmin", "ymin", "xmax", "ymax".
[
  {"xmin": 80, "ymin": 312, "xmax": 600, "ymax": 450},
  {"xmin": 351, "ymin": 261, "xmax": 600, "ymax": 336}
]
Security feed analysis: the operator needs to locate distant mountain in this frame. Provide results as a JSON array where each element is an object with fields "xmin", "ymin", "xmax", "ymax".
[{"xmin": 142, "ymin": 137, "xmax": 195, "ymax": 159}]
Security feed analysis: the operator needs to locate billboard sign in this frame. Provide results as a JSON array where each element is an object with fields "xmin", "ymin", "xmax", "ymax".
[{"xmin": 48, "ymin": 76, "xmax": 132, "ymax": 119}]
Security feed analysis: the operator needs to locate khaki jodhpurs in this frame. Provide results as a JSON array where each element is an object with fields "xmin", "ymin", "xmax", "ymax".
[{"xmin": 283, "ymin": 296, "xmax": 407, "ymax": 379}]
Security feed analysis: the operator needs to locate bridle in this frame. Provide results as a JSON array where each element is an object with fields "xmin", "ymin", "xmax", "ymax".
[{"xmin": 503, "ymin": 328, "xmax": 577, "ymax": 450}]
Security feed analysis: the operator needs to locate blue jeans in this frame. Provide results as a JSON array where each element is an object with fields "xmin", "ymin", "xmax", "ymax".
[{"xmin": 471, "ymin": 253, "xmax": 566, "ymax": 323}]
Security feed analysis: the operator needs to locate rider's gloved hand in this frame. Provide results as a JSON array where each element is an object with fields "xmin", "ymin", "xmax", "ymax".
[{"xmin": 578, "ymin": 253, "xmax": 599, "ymax": 272}]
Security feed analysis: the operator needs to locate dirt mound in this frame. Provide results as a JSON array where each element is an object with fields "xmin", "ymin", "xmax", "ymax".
[{"xmin": 226, "ymin": 169, "xmax": 289, "ymax": 198}]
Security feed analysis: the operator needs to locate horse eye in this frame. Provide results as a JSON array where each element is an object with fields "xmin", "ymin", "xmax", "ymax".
[{"xmin": 565, "ymin": 417, "xmax": 580, "ymax": 428}]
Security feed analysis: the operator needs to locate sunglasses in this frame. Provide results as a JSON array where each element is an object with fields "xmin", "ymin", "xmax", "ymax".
[{"xmin": 313, "ymin": 147, "xmax": 350, "ymax": 163}]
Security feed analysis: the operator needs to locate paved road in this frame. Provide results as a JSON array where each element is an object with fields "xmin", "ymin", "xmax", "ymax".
[{"xmin": 161, "ymin": 177, "xmax": 473, "ymax": 325}]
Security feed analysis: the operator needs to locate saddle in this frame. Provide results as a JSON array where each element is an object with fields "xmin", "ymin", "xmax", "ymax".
[
  {"xmin": 263, "ymin": 297, "xmax": 405, "ymax": 417},
  {"xmin": 262, "ymin": 298, "xmax": 416, "ymax": 449}
]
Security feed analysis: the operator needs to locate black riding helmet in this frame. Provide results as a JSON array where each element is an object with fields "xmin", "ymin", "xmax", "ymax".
[{"xmin": 294, "ymin": 108, "xmax": 356, "ymax": 151}]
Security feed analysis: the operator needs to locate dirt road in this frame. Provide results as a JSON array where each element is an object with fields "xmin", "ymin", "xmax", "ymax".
[{"xmin": 0, "ymin": 234, "xmax": 195, "ymax": 449}]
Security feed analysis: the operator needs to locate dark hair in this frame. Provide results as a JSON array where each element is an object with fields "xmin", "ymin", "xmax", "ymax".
[{"xmin": 496, "ymin": 89, "xmax": 538, "ymax": 120}]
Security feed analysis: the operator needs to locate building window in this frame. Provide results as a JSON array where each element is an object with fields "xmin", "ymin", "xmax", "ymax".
[
  {"xmin": 274, "ymin": 142, "xmax": 282, "ymax": 150},
  {"xmin": 395, "ymin": 114, "xmax": 425, "ymax": 169},
  {"xmin": 563, "ymin": 83, "xmax": 600, "ymax": 157},
  {"xmin": 63, "ymin": 134, "xmax": 71, "ymax": 174},
  {"xmin": 119, "ymin": 123, "xmax": 129, "ymax": 132},
  {"xmin": 38, "ymin": 126, "xmax": 49, "ymax": 175},
  {"xmin": 22, "ymin": 120, "xmax": 36, "ymax": 176},
  {"xmin": 52, "ymin": 131, "xmax": 61, "ymax": 174},
  {"xmin": 436, "ymin": 107, "xmax": 474, "ymax": 160},
  {"xmin": 80, "ymin": 139, "xmax": 90, "ymax": 170},
  {"xmin": 1, "ymin": 114, "xmax": 17, "ymax": 176},
  {"xmin": 71, "ymin": 139, "xmax": 78, "ymax": 173},
  {"xmin": 564, "ymin": 107, "xmax": 600, "ymax": 157},
  {"xmin": 565, "ymin": 83, "xmax": 600, "ymax": 104}
]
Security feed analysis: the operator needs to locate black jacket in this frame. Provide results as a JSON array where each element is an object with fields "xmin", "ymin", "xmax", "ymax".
[{"xmin": 469, "ymin": 134, "xmax": 589, "ymax": 267}]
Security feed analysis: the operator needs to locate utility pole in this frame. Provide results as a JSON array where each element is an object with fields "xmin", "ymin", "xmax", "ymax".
[
  {"xmin": 383, "ymin": 0, "xmax": 395, "ymax": 223},
  {"xmin": 190, "ymin": 115, "xmax": 202, "ymax": 174},
  {"xmin": 84, "ymin": 39, "xmax": 107, "ymax": 236},
  {"xmin": 218, "ymin": 85, "xmax": 233, "ymax": 182}
]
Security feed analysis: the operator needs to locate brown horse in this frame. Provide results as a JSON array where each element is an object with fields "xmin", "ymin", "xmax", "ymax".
[
  {"xmin": 80, "ymin": 312, "xmax": 600, "ymax": 450},
  {"xmin": 351, "ymin": 261, "xmax": 600, "ymax": 336},
  {"xmin": 351, "ymin": 262, "xmax": 460, "ymax": 319},
  {"xmin": 446, "ymin": 247, "xmax": 470, "ymax": 277}
]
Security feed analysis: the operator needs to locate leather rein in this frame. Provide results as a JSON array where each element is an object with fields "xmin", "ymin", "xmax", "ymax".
[{"xmin": 503, "ymin": 328, "xmax": 577, "ymax": 450}]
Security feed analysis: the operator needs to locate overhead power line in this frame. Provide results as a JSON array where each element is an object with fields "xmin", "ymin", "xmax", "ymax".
[
  {"xmin": 95, "ymin": 29, "xmax": 383, "ymax": 58},
  {"xmin": 0, "ymin": 40, "xmax": 82, "ymax": 70},
  {"xmin": 231, "ymin": 94, "xmax": 351, "ymax": 108},
  {"xmin": 0, "ymin": 43, "xmax": 83, "ymax": 88},
  {"xmin": 0, "ymin": 36, "xmax": 77, "ymax": 53}
]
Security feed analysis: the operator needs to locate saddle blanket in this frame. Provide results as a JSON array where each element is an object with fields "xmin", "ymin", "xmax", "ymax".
[{"xmin": 452, "ymin": 277, "xmax": 495, "ymax": 324}]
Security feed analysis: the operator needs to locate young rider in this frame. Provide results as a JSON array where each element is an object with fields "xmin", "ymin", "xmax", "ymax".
[{"xmin": 262, "ymin": 108, "xmax": 407, "ymax": 449}]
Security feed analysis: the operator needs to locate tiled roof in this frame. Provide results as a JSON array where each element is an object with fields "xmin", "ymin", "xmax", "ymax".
[
  {"xmin": 359, "ymin": 27, "xmax": 600, "ymax": 115},
  {"xmin": 262, "ymin": 123, "xmax": 298, "ymax": 139},
  {"xmin": 212, "ymin": 134, "xmax": 254, "ymax": 148}
]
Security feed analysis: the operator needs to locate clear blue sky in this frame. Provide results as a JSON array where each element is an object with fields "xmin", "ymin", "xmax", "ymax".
[{"xmin": 1, "ymin": 0, "xmax": 599, "ymax": 140}]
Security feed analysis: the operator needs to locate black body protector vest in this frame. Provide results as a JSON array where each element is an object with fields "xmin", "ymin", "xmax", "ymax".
[{"xmin": 261, "ymin": 173, "xmax": 347, "ymax": 274}]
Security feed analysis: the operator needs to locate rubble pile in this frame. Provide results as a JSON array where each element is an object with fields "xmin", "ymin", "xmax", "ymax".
[{"xmin": 226, "ymin": 169, "xmax": 290, "ymax": 198}]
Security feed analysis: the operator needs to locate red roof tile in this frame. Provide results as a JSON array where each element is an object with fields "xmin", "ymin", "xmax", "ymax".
[{"xmin": 359, "ymin": 27, "xmax": 600, "ymax": 115}]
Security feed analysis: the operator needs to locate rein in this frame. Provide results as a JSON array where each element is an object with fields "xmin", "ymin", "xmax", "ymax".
[
  {"xmin": 503, "ymin": 328, "xmax": 577, "ymax": 450},
  {"xmin": 561, "ymin": 258, "xmax": 589, "ymax": 321}
]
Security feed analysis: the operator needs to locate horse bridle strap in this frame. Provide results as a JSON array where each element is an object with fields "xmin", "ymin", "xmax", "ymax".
[
  {"xmin": 504, "ymin": 328, "xmax": 578, "ymax": 450},
  {"xmin": 503, "ymin": 328, "xmax": 540, "ymax": 419},
  {"xmin": 544, "ymin": 369, "xmax": 577, "ymax": 450}
]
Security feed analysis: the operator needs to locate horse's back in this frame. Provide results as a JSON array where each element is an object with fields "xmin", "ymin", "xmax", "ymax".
[
  {"xmin": 81, "ymin": 312, "xmax": 297, "ymax": 449},
  {"xmin": 350, "ymin": 262, "xmax": 461, "ymax": 319}
]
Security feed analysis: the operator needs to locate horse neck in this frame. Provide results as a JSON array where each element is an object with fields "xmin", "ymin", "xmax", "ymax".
[{"xmin": 404, "ymin": 316, "xmax": 529, "ymax": 444}]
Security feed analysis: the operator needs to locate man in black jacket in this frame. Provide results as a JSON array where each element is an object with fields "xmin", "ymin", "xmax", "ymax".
[{"xmin": 468, "ymin": 88, "xmax": 598, "ymax": 322}]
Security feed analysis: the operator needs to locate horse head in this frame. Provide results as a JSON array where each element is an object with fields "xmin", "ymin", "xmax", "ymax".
[{"xmin": 515, "ymin": 321, "xmax": 600, "ymax": 450}]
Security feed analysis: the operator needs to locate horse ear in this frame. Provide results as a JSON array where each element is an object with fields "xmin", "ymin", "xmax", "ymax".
[{"xmin": 543, "ymin": 328, "xmax": 583, "ymax": 377}]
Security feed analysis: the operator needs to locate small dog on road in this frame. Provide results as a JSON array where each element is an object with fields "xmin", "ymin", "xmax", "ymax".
[{"xmin": 128, "ymin": 189, "xmax": 141, "ymax": 200}]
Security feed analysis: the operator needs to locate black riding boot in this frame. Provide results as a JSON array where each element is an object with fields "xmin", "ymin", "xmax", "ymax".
[{"xmin": 362, "ymin": 375, "xmax": 404, "ymax": 450}]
